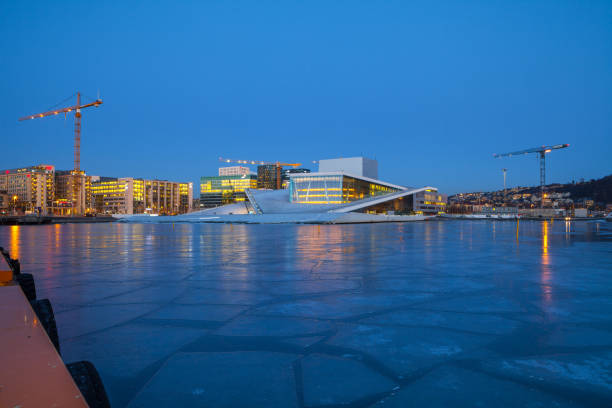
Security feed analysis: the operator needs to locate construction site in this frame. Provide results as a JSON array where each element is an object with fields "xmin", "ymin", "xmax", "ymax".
[{"xmin": 1, "ymin": 92, "xmax": 193, "ymax": 220}]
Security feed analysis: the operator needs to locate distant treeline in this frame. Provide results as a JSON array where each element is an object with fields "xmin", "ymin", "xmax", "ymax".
[
  {"xmin": 451, "ymin": 174, "xmax": 612, "ymax": 205},
  {"xmin": 547, "ymin": 174, "xmax": 612, "ymax": 204}
]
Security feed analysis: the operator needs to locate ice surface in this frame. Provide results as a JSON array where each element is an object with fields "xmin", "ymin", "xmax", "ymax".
[
  {"xmin": 127, "ymin": 352, "xmax": 299, "ymax": 408},
  {"xmin": 300, "ymin": 354, "xmax": 395, "ymax": 406},
  {"xmin": 359, "ymin": 309, "xmax": 520, "ymax": 335},
  {"xmin": 61, "ymin": 322, "xmax": 208, "ymax": 407},
  {"xmin": 254, "ymin": 292, "xmax": 434, "ymax": 319},
  {"xmin": 375, "ymin": 366, "xmax": 580, "ymax": 407},
  {"xmin": 145, "ymin": 304, "xmax": 247, "ymax": 322},
  {"xmin": 328, "ymin": 323, "xmax": 491, "ymax": 376},
  {"xmin": 1, "ymin": 220, "xmax": 610, "ymax": 407},
  {"xmin": 215, "ymin": 315, "xmax": 333, "ymax": 337},
  {"xmin": 481, "ymin": 353, "xmax": 612, "ymax": 402}
]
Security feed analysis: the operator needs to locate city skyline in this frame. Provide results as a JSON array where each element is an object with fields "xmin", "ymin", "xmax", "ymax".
[{"xmin": 2, "ymin": 1, "xmax": 611, "ymax": 195}]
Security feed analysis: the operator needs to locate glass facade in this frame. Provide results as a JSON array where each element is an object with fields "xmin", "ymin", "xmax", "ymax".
[
  {"xmin": 413, "ymin": 189, "xmax": 447, "ymax": 215},
  {"xmin": 290, "ymin": 174, "xmax": 399, "ymax": 204},
  {"xmin": 200, "ymin": 175, "xmax": 258, "ymax": 208},
  {"xmin": 91, "ymin": 178, "xmax": 192, "ymax": 215},
  {"xmin": 257, "ymin": 165, "xmax": 279, "ymax": 190},
  {"xmin": 0, "ymin": 165, "xmax": 55, "ymax": 214},
  {"xmin": 356, "ymin": 195, "xmax": 414, "ymax": 215}
]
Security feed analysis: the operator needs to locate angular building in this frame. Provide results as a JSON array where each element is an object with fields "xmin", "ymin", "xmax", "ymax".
[
  {"xmin": 200, "ymin": 174, "xmax": 258, "ymax": 208},
  {"xmin": 290, "ymin": 173, "xmax": 398, "ymax": 204},
  {"xmin": 126, "ymin": 158, "xmax": 445, "ymax": 223},
  {"xmin": 91, "ymin": 178, "xmax": 192, "ymax": 215},
  {"xmin": 285, "ymin": 170, "xmax": 445, "ymax": 216}
]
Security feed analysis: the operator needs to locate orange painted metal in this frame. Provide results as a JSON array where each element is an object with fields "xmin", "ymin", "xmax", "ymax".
[
  {"xmin": 0, "ymin": 255, "xmax": 12, "ymax": 285},
  {"xmin": 17, "ymin": 97, "xmax": 102, "ymax": 122},
  {"xmin": 0, "ymin": 285, "xmax": 88, "ymax": 407}
]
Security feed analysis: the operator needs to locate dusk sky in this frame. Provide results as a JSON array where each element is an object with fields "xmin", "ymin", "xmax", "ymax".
[{"xmin": 2, "ymin": 0, "xmax": 611, "ymax": 195}]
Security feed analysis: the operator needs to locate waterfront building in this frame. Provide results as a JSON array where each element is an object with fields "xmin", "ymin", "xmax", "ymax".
[
  {"xmin": 219, "ymin": 166, "xmax": 252, "ymax": 176},
  {"xmin": 0, "ymin": 190, "xmax": 8, "ymax": 212},
  {"xmin": 290, "ymin": 173, "xmax": 399, "ymax": 204},
  {"xmin": 318, "ymin": 157, "xmax": 378, "ymax": 179},
  {"xmin": 0, "ymin": 165, "xmax": 55, "ymax": 214},
  {"xmin": 91, "ymin": 178, "xmax": 192, "ymax": 215},
  {"xmin": 520, "ymin": 208, "xmax": 566, "ymax": 218},
  {"xmin": 412, "ymin": 189, "xmax": 448, "ymax": 215},
  {"xmin": 479, "ymin": 206, "xmax": 519, "ymax": 216},
  {"xmin": 200, "ymin": 174, "xmax": 258, "ymax": 208},
  {"xmin": 53, "ymin": 171, "xmax": 99, "ymax": 215},
  {"xmin": 257, "ymin": 164, "xmax": 279, "ymax": 190},
  {"xmin": 288, "ymin": 171, "xmax": 445, "ymax": 215}
]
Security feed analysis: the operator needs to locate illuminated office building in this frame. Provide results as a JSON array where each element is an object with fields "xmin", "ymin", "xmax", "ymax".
[
  {"xmin": 0, "ymin": 191, "xmax": 8, "ymax": 212},
  {"xmin": 219, "ymin": 166, "xmax": 252, "ymax": 176},
  {"xmin": 200, "ymin": 174, "xmax": 258, "ymax": 208},
  {"xmin": 0, "ymin": 165, "xmax": 55, "ymax": 214},
  {"xmin": 54, "ymin": 171, "xmax": 99, "ymax": 215},
  {"xmin": 91, "ymin": 178, "xmax": 192, "ymax": 215},
  {"xmin": 257, "ymin": 164, "xmax": 280, "ymax": 190}
]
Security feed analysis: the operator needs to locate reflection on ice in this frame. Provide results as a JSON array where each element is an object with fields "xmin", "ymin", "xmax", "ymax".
[{"xmin": 0, "ymin": 220, "xmax": 610, "ymax": 407}]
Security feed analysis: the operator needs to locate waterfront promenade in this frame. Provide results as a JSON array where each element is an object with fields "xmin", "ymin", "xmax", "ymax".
[{"xmin": 0, "ymin": 221, "xmax": 610, "ymax": 407}]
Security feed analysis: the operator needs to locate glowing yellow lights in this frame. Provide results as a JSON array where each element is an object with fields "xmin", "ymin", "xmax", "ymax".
[{"xmin": 294, "ymin": 200, "xmax": 346, "ymax": 204}]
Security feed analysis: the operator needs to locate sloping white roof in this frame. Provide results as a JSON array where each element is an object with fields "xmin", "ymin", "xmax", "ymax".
[{"xmin": 328, "ymin": 186, "xmax": 436, "ymax": 213}]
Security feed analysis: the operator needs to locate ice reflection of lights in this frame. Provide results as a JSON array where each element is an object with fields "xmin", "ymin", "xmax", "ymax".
[
  {"xmin": 294, "ymin": 225, "xmax": 356, "ymax": 274},
  {"xmin": 541, "ymin": 221, "xmax": 552, "ymax": 304},
  {"xmin": 10, "ymin": 225, "xmax": 20, "ymax": 260},
  {"xmin": 218, "ymin": 224, "xmax": 251, "ymax": 279},
  {"xmin": 54, "ymin": 223, "xmax": 61, "ymax": 249}
]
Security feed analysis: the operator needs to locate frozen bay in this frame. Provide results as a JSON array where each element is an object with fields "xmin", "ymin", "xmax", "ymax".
[{"xmin": 1, "ymin": 220, "xmax": 611, "ymax": 407}]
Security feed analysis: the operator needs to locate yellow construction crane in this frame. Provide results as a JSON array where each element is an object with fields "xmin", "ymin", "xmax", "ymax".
[{"xmin": 19, "ymin": 92, "xmax": 103, "ymax": 215}]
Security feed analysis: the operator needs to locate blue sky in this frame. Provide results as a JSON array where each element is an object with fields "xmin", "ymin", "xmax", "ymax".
[{"xmin": 1, "ymin": 0, "xmax": 611, "ymax": 195}]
